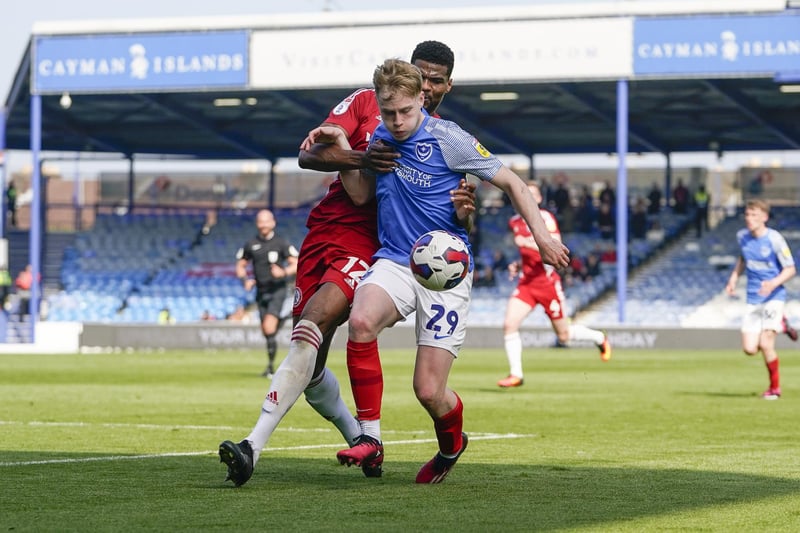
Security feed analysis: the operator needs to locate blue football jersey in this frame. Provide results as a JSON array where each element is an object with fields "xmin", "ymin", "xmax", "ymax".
[
  {"xmin": 370, "ymin": 114, "xmax": 502, "ymax": 266},
  {"xmin": 736, "ymin": 227, "xmax": 795, "ymax": 304}
]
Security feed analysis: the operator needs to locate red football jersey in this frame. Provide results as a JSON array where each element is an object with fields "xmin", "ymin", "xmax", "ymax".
[
  {"xmin": 304, "ymin": 88, "xmax": 381, "ymax": 232},
  {"xmin": 509, "ymin": 209, "xmax": 561, "ymax": 280}
]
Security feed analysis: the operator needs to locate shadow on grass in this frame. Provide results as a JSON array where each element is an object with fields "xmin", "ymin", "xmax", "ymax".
[{"xmin": 3, "ymin": 453, "xmax": 799, "ymax": 531}]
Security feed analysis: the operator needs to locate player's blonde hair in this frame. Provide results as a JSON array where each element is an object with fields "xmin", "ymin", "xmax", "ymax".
[
  {"xmin": 373, "ymin": 58, "xmax": 422, "ymax": 103},
  {"xmin": 746, "ymin": 199, "xmax": 770, "ymax": 215}
]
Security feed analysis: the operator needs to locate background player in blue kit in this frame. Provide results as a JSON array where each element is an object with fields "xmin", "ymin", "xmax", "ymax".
[
  {"xmin": 725, "ymin": 199, "xmax": 796, "ymax": 400},
  {"xmin": 307, "ymin": 58, "xmax": 570, "ymax": 483}
]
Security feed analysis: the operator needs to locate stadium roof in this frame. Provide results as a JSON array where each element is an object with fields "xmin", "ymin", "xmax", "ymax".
[{"xmin": 3, "ymin": 1, "xmax": 800, "ymax": 162}]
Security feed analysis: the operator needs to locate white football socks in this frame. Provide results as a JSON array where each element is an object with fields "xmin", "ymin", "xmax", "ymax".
[
  {"xmin": 358, "ymin": 418, "xmax": 382, "ymax": 442},
  {"xmin": 503, "ymin": 331, "xmax": 523, "ymax": 379},
  {"xmin": 569, "ymin": 324, "xmax": 605, "ymax": 345},
  {"xmin": 304, "ymin": 367, "xmax": 360, "ymax": 446},
  {"xmin": 246, "ymin": 319, "xmax": 321, "ymax": 465}
]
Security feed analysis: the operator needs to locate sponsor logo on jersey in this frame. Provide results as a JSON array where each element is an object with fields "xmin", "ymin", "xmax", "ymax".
[
  {"xmin": 333, "ymin": 88, "xmax": 371, "ymax": 116},
  {"xmin": 268, "ymin": 251, "xmax": 279, "ymax": 263},
  {"xmin": 472, "ymin": 138, "xmax": 491, "ymax": 158}
]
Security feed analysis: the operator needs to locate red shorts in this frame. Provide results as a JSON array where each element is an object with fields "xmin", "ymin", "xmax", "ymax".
[
  {"xmin": 292, "ymin": 226, "xmax": 379, "ymax": 320},
  {"xmin": 511, "ymin": 274, "xmax": 567, "ymax": 320}
]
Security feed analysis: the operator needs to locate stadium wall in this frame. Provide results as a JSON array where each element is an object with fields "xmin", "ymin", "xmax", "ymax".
[{"xmin": 75, "ymin": 323, "xmax": 798, "ymax": 352}]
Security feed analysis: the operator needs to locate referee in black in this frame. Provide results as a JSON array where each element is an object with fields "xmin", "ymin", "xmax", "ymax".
[{"xmin": 236, "ymin": 209, "xmax": 299, "ymax": 377}]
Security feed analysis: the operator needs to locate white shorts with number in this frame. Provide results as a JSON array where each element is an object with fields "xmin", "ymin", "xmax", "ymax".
[
  {"xmin": 741, "ymin": 300, "xmax": 784, "ymax": 334},
  {"xmin": 357, "ymin": 258, "xmax": 473, "ymax": 356}
]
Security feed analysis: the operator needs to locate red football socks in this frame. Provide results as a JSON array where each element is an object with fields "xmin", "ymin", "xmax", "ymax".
[
  {"xmin": 767, "ymin": 358, "xmax": 780, "ymax": 390},
  {"xmin": 346, "ymin": 339, "xmax": 383, "ymax": 421},
  {"xmin": 434, "ymin": 393, "xmax": 464, "ymax": 456}
]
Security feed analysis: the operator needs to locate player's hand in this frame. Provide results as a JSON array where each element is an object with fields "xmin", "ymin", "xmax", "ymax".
[
  {"xmin": 362, "ymin": 140, "xmax": 399, "ymax": 173},
  {"xmin": 243, "ymin": 279, "xmax": 256, "ymax": 292},
  {"xmin": 537, "ymin": 236, "xmax": 570, "ymax": 269},
  {"xmin": 300, "ymin": 126, "xmax": 346, "ymax": 151},
  {"xmin": 758, "ymin": 279, "xmax": 776, "ymax": 297},
  {"xmin": 270, "ymin": 264, "xmax": 287, "ymax": 279},
  {"xmin": 451, "ymin": 179, "xmax": 477, "ymax": 222},
  {"xmin": 508, "ymin": 261, "xmax": 520, "ymax": 280}
]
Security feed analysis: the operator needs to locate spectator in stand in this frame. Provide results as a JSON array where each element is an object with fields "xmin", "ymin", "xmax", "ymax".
[
  {"xmin": 630, "ymin": 197, "xmax": 649, "ymax": 240},
  {"xmin": 552, "ymin": 175, "xmax": 571, "ymax": 218},
  {"xmin": 599, "ymin": 180, "xmax": 615, "ymax": 208},
  {"xmin": 14, "ymin": 264, "xmax": 35, "ymax": 316},
  {"xmin": 693, "ymin": 184, "xmax": 710, "ymax": 237},
  {"xmin": 575, "ymin": 185, "xmax": 596, "ymax": 234},
  {"xmin": 673, "ymin": 179, "xmax": 689, "ymax": 214},
  {"xmin": 491, "ymin": 248, "xmax": 510, "ymax": 280},
  {"xmin": 597, "ymin": 201, "xmax": 615, "ymax": 240},
  {"xmin": 647, "ymin": 182, "xmax": 662, "ymax": 215},
  {"xmin": 157, "ymin": 307, "xmax": 175, "ymax": 324},
  {"xmin": 0, "ymin": 265, "xmax": 12, "ymax": 310},
  {"xmin": 539, "ymin": 176, "xmax": 554, "ymax": 209},
  {"xmin": 6, "ymin": 180, "xmax": 18, "ymax": 228},
  {"xmin": 584, "ymin": 249, "xmax": 602, "ymax": 280}
]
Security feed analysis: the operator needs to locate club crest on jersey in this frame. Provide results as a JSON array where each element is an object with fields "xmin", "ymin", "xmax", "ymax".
[
  {"xmin": 293, "ymin": 287, "xmax": 302, "ymax": 309},
  {"xmin": 472, "ymin": 138, "xmax": 491, "ymax": 158},
  {"xmin": 415, "ymin": 142, "xmax": 433, "ymax": 162}
]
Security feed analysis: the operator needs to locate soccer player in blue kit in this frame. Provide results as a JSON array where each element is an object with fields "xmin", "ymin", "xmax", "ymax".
[
  {"xmin": 306, "ymin": 58, "xmax": 570, "ymax": 482},
  {"xmin": 725, "ymin": 199, "xmax": 796, "ymax": 400}
]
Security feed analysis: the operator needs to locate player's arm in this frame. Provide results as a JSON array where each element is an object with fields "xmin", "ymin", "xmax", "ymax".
[
  {"xmin": 759, "ymin": 264, "xmax": 796, "ymax": 297},
  {"xmin": 299, "ymin": 124, "xmax": 399, "ymax": 173},
  {"xmin": 492, "ymin": 167, "xmax": 569, "ymax": 268},
  {"xmin": 235, "ymin": 255, "xmax": 256, "ymax": 291},
  {"xmin": 235, "ymin": 255, "xmax": 249, "ymax": 281},
  {"xmin": 725, "ymin": 256, "xmax": 745, "ymax": 295},
  {"xmin": 306, "ymin": 126, "xmax": 375, "ymax": 205},
  {"xmin": 299, "ymin": 123, "xmax": 365, "ymax": 171},
  {"xmin": 272, "ymin": 255, "xmax": 299, "ymax": 279}
]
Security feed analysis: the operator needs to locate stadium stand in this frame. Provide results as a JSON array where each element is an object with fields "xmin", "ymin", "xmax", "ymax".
[
  {"xmin": 46, "ymin": 209, "xmax": 309, "ymax": 323},
  {"xmin": 38, "ymin": 197, "xmax": 701, "ymax": 327}
]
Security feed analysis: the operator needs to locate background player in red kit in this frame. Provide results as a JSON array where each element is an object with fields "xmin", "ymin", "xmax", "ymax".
[
  {"xmin": 218, "ymin": 41, "xmax": 474, "ymax": 486},
  {"xmin": 497, "ymin": 181, "xmax": 610, "ymax": 389}
]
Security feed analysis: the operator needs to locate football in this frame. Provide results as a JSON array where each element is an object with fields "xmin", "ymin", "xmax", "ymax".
[{"xmin": 409, "ymin": 230, "xmax": 471, "ymax": 291}]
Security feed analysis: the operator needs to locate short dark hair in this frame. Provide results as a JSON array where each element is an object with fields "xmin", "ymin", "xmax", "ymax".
[{"xmin": 411, "ymin": 40, "xmax": 455, "ymax": 77}]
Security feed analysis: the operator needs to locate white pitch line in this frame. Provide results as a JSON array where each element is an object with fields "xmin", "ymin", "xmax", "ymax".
[
  {"xmin": 0, "ymin": 420, "xmax": 331, "ymax": 432},
  {"xmin": 0, "ymin": 432, "xmax": 534, "ymax": 467}
]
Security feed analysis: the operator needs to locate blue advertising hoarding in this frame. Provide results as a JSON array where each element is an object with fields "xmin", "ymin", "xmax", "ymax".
[
  {"xmin": 33, "ymin": 31, "xmax": 248, "ymax": 93},
  {"xmin": 634, "ymin": 13, "xmax": 800, "ymax": 76}
]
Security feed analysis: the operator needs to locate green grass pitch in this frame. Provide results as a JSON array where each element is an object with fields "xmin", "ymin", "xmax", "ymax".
[{"xmin": 1, "ymin": 345, "xmax": 799, "ymax": 532}]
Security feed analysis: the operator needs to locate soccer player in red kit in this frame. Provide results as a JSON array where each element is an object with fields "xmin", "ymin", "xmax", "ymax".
[
  {"xmin": 218, "ymin": 41, "xmax": 473, "ymax": 485},
  {"xmin": 497, "ymin": 181, "xmax": 611, "ymax": 389}
]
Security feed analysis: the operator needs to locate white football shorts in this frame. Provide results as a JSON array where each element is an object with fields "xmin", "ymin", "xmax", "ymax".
[
  {"xmin": 357, "ymin": 258, "xmax": 473, "ymax": 356},
  {"xmin": 741, "ymin": 300, "xmax": 785, "ymax": 334}
]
